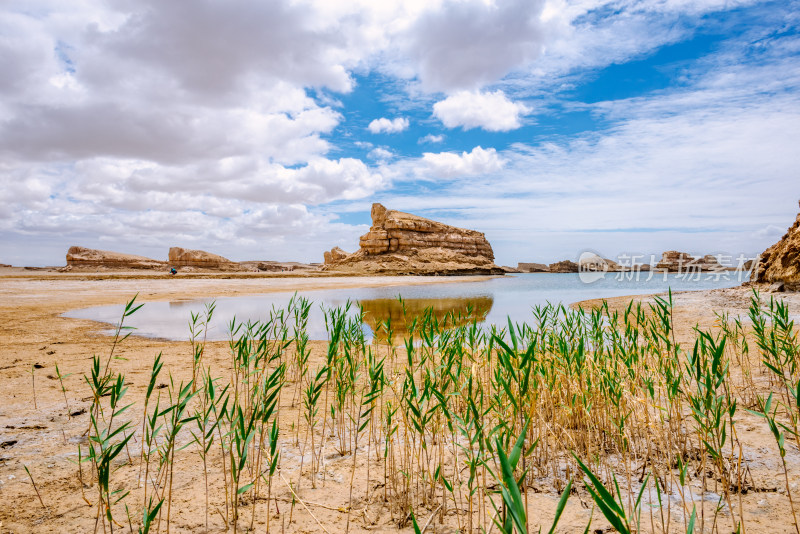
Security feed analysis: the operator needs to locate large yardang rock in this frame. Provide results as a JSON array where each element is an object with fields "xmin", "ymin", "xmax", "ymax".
[
  {"xmin": 752, "ymin": 202, "xmax": 800, "ymax": 290},
  {"xmin": 358, "ymin": 203, "xmax": 496, "ymax": 257},
  {"xmin": 66, "ymin": 246, "xmax": 166, "ymax": 269},
  {"xmin": 323, "ymin": 203, "xmax": 502, "ymax": 275},
  {"xmin": 168, "ymin": 247, "xmax": 239, "ymax": 270}
]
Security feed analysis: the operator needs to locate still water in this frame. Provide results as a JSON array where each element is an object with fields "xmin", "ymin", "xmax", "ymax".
[{"xmin": 64, "ymin": 272, "xmax": 747, "ymax": 341}]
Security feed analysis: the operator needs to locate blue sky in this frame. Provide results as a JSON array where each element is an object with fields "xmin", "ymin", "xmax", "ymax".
[{"xmin": 1, "ymin": 0, "xmax": 799, "ymax": 266}]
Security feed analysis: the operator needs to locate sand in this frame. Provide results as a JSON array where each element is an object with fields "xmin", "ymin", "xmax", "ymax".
[
  {"xmin": 2, "ymin": 272, "xmax": 800, "ymax": 533},
  {"xmin": 0, "ymin": 272, "xmax": 494, "ymax": 533}
]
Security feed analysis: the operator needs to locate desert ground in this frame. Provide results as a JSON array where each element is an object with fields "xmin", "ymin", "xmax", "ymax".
[{"xmin": 2, "ymin": 271, "xmax": 800, "ymax": 533}]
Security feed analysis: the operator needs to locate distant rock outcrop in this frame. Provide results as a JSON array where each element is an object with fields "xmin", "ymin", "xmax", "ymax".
[
  {"xmin": 168, "ymin": 247, "xmax": 239, "ymax": 270},
  {"xmin": 238, "ymin": 261, "xmax": 319, "ymax": 273},
  {"xmin": 549, "ymin": 260, "xmax": 579, "ymax": 273},
  {"xmin": 752, "ymin": 202, "xmax": 800, "ymax": 290},
  {"xmin": 323, "ymin": 247, "xmax": 349, "ymax": 265},
  {"xmin": 66, "ymin": 246, "xmax": 166, "ymax": 270},
  {"xmin": 657, "ymin": 251, "xmax": 726, "ymax": 272},
  {"xmin": 517, "ymin": 262, "xmax": 550, "ymax": 273},
  {"xmin": 656, "ymin": 251, "xmax": 694, "ymax": 271},
  {"xmin": 323, "ymin": 203, "xmax": 502, "ymax": 275},
  {"xmin": 578, "ymin": 254, "xmax": 624, "ymax": 272}
]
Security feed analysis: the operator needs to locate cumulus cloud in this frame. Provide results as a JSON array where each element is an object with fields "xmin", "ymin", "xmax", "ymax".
[
  {"xmin": 367, "ymin": 117, "xmax": 409, "ymax": 134},
  {"xmin": 433, "ymin": 91, "xmax": 529, "ymax": 131},
  {"xmin": 418, "ymin": 134, "xmax": 445, "ymax": 144},
  {"xmin": 1, "ymin": 0, "xmax": 797, "ymax": 267},
  {"xmin": 421, "ymin": 146, "xmax": 506, "ymax": 178},
  {"xmin": 403, "ymin": 0, "xmax": 551, "ymax": 91},
  {"xmin": 368, "ymin": 147, "xmax": 394, "ymax": 161}
]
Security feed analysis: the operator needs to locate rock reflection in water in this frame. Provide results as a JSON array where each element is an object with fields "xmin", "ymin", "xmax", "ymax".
[{"xmin": 360, "ymin": 296, "xmax": 493, "ymax": 340}]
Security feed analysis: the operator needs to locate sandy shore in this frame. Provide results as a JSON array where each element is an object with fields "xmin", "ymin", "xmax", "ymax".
[
  {"xmin": 0, "ymin": 272, "xmax": 495, "ymax": 533},
  {"xmin": 2, "ymin": 272, "xmax": 800, "ymax": 533},
  {"xmin": 576, "ymin": 285, "xmax": 800, "ymax": 345}
]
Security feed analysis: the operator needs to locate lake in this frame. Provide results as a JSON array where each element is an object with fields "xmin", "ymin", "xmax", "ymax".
[{"xmin": 63, "ymin": 272, "xmax": 748, "ymax": 341}]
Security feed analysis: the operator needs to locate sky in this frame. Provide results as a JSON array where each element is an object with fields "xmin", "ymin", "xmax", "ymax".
[{"xmin": 1, "ymin": 0, "xmax": 799, "ymax": 267}]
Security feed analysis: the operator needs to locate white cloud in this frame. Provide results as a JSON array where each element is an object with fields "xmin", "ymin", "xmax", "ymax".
[
  {"xmin": 421, "ymin": 146, "xmax": 505, "ymax": 178},
  {"xmin": 401, "ymin": 0, "xmax": 551, "ymax": 91},
  {"xmin": 0, "ymin": 0, "xmax": 797, "ymax": 267},
  {"xmin": 433, "ymin": 90, "xmax": 529, "ymax": 131},
  {"xmin": 368, "ymin": 147, "xmax": 394, "ymax": 161},
  {"xmin": 367, "ymin": 117, "xmax": 409, "ymax": 134},
  {"xmin": 418, "ymin": 134, "xmax": 445, "ymax": 144}
]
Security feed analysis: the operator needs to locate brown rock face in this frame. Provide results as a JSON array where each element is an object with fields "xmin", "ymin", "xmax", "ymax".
[
  {"xmin": 578, "ymin": 254, "xmax": 624, "ymax": 272},
  {"xmin": 168, "ymin": 247, "xmax": 239, "ymax": 270},
  {"xmin": 549, "ymin": 260, "xmax": 579, "ymax": 273},
  {"xmin": 358, "ymin": 203, "xmax": 495, "ymax": 258},
  {"xmin": 323, "ymin": 247, "xmax": 349, "ymax": 265},
  {"xmin": 66, "ymin": 246, "xmax": 166, "ymax": 270},
  {"xmin": 517, "ymin": 262, "xmax": 550, "ymax": 273},
  {"xmin": 657, "ymin": 251, "xmax": 726, "ymax": 272},
  {"xmin": 656, "ymin": 251, "xmax": 694, "ymax": 271},
  {"xmin": 753, "ymin": 203, "xmax": 800, "ymax": 290},
  {"xmin": 323, "ymin": 203, "xmax": 502, "ymax": 275}
]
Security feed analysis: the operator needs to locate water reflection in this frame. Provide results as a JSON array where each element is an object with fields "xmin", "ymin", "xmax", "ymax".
[
  {"xmin": 360, "ymin": 296, "xmax": 493, "ymax": 340},
  {"xmin": 64, "ymin": 273, "xmax": 746, "ymax": 341}
]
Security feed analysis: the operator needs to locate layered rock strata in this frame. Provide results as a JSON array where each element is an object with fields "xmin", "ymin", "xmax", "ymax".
[
  {"xmin": 656, "ymin": 251, "xmax": 725, "ymax": 272},
  {"xmin": 517, "ymin": 262, "xmax": 550, "ymax": 273},
  {"xmin": 549, "ymin": 260, "xmax": 579, "ymax": 273},
  {"xmin": 578, "ymin": 254, "xmax": 624, "ymax": 272},
  {"xmin": 168, "ymin": 247, "xmax": 239, "ymax": 270},
  {"xmin": 323, "ymin": 203, "xmax": 502, "ymax": 275},
  {"xmin": 323, "ymin": 247, "xmax": 349, "ymax": 265},
  {"xmin": 752, "ymin": 202, "xmax": 800, "ymax": 290},
  {"xmin": 66, "ymin": 246, "xmax": 166, "ymax": 270}
]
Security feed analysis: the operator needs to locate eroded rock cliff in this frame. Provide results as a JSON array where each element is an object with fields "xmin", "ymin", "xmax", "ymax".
[
  {"xmin": 66, "ymin": 246, "xmax": 166, "ymax": 270},
  {"xmin": 517, "ymin": 262, "xmax": 550, "ymax": 273},
  {"xmin": 168, "ymin": 247, "xmax": 239, "ymax": 270},
  {"xmin": 752, "ymin": 203, "xmax": 800, "ymax": 290},
  {"xmin": 656, "ymin": 251, "xmax": 725, "ymax": 272},
  {"xmin": 323, "ymin": 203, "xmax": 502, "ymax": 275},
  {"xmin": 323, "ymin": 247, "xmax": 349, "ymax": 265}
]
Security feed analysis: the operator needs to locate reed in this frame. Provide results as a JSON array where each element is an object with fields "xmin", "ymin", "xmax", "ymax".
[{"xmin": 58, "ymin": 288, "xmax": 800, "ymax": 533}]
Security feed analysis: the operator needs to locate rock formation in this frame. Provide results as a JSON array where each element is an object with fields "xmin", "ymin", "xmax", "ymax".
[
  {"xmin": 517, "ymin": 262, "xmax": 550, "ymax": 273},
  {"xmin": 578, "ymin": 254, "xmax": 624, "ymax": 272},
  {"xmin": 168, "ymin": 247, "xmax": 239, "ymax": 270},
  {"xmin": 657, "ymin": 251, "xmax": 726, "ymax": 272},
  {"xmin": 323, "ymin": 203, "xmax": 502, "ymax": 275},
  {"xmin": 323, "ymin": 247, "xmax": 349, "ymax": 265},
  {"xmin": 656, "ymin": 251, "xmax": 694, "ymax": 271},
  {"xmin": 66, "ymin": 246, "xmax": 166, "ymax": 270},
  {"xmin": 752, "ymin": 202, "xmax": 800, "ymax": 290},
  {"xmin": 549, "ymin": 260, "xmax": 579, "ymax": 273}
]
